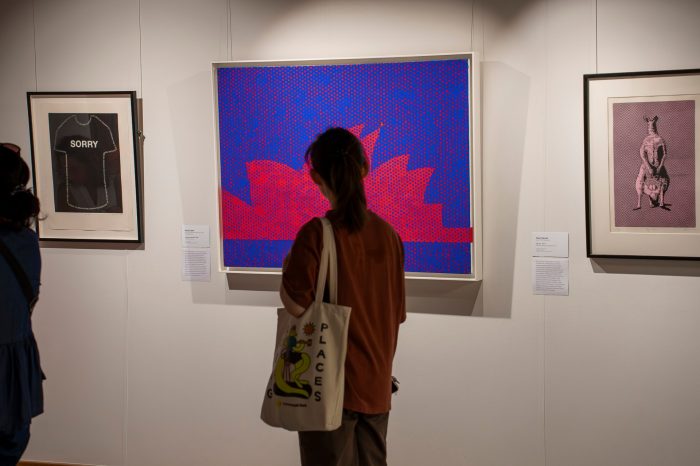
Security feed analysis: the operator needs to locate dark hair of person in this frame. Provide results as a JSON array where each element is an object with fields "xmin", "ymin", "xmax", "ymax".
[
  {"xmin": 0, "ymin": 143, "xmax": 41, "ymax": 230},
  {"xmin": 305, "ymin": 128, "xmax": 368, "ymax": 233}
]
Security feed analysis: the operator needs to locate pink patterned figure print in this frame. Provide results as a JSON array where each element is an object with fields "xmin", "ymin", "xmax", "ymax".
[{"xmin": 635, "ymin": 116, "xmax": 670, "ymax": 210}]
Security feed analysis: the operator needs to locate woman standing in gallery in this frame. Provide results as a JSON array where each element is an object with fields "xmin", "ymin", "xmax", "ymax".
[
  {"xmin": 0, "ymin": 143, "xmax": 44, "ymax": 466},
  {"xmin": 281, "ymin": 128, "xmax": 406, "ymax": 466}
]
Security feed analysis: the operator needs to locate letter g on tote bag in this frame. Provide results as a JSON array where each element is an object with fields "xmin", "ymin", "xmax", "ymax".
[{"xmin": 261, "ymin": 218, "xmax": 351, "ymax": 431}]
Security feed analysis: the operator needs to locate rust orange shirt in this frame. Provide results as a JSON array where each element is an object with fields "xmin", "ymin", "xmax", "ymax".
[{"xmin": 282, "ymin": 210, "xmax": 406, "ymax": 414}]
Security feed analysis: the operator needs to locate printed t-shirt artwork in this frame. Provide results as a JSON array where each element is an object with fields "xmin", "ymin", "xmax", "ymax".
[{"xmin": 49, "ymin": 113, "xmax": 123, "ymax": 213}]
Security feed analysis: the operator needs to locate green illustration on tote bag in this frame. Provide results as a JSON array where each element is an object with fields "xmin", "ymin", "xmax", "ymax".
[{"xmin": 274, "ymin": 324, "xmax": 315, "ymax": 398}]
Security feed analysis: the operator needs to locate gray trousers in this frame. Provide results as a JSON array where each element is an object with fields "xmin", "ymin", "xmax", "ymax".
[{"xmin": 298, "ymin": 410, "xmax": 389, "ymax": 466}]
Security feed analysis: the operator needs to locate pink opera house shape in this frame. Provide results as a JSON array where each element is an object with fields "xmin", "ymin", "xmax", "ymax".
[{"xmin": 221, "ymin": 125, "xmax": 472, "ymax": 244}]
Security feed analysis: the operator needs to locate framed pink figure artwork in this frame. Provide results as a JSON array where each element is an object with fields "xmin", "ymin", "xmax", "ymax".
[{"xmin": 585, "ymin": 69, "xmax": 700, "ymax": 259}]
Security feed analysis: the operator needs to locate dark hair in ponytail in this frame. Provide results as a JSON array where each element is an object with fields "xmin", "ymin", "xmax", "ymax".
[
  {"xmin": 305, "ymin": 128, "xmax": 368, "ymax": 233},
  {"xmin": 0, "ymin": 144, "xmax": 41, "ymax": 230}
]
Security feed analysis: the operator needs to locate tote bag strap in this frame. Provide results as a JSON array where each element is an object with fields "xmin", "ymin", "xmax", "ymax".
[
  {"xmin": 314, "ymin": 218, "xmax": 338, "ymax": 305},
  {"xmin": 323, "ymin": 218, "xmax": 338, "ymax": 305}
]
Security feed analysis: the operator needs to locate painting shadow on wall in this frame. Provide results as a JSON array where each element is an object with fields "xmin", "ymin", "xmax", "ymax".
[
  {"xmin": 406, "ymin": 279, "xmax": 482, "ymax": 317},
  {"xmin": 591, "ymin": 258, "xmax": 700, "ymax": 277},
  {"xmin": 223, "ymin": 273, "xmax": 482, "ymax": 317},
  {"xmin": 477, "ymin": 61, "xmax": 530, "ymax": 318}
]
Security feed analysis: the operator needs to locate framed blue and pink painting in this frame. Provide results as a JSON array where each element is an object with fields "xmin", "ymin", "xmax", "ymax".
[{"xmin": 213, "ymin": 54, "xmax": 481, "ymax": 279}]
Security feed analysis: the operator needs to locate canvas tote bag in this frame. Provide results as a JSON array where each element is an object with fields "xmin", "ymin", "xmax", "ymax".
[{"xmin": 261, "ymin": 218, "xmax": 351, "ymax": 431}]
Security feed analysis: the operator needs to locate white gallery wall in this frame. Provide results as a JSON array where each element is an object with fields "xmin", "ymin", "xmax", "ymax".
[{"xmin": 0, "ymin": 0, "xmax": 699, "ymax": 465}]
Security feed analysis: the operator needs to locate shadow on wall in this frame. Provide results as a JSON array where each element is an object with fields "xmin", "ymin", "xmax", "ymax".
[
  {"xmin": 223, "ymin": 273, "xmax": 483, "ymax": 317},
  {"xmin": 479, "ymin": 61, "xmax": 530, "ymax": 319},
  {"xmin": 234, "ymin": 0, "xmax": 474, "ymax": 59},
  {"xmin": 590, "ymin": 258, "xmax": 700, "ymax": 277},
  {"xmin": 231, "ymin": 0, "xmax": 542, "ymax": 60},
  {"xmin": 478, "ymin": 0, "xmax": 543, "ymax": 23},
  {"xmin": 406, "ymin": 279, "xmax": 482, "ymax": 317}
]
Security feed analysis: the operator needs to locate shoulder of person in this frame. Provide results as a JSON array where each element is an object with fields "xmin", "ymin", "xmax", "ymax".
[
  {"xmin": 294, "ymin": 217, "xmax": 324, "ymax": 242},
  {"xmin": 23, "ymin": 227, "xmax": 39, "ymax": 241},
  {"xmin": 0, "ymin": 227, "xmax": 40, "ymax": 268},
  {"xmin": 368, "ymin": 211, "xmax": 401, "ymax": 241},
  {"xmin": 0, "ymin": 225, "xmax": 35, "ymax": 242},
  {"xmin": 16, "ymin": 227, "xmax": 39, "ymax": 246},
  {"xmin": 301, "ymin": 217, "xmax": 324, "ymax": 233}
]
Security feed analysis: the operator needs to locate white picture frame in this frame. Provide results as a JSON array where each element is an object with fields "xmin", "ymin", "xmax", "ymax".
[{"xmin": 212, "ymin": 53, "xmax": 482, "ymax": 280}]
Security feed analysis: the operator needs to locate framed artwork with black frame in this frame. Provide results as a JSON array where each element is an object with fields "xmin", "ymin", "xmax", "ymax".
[
  {"xmin": 27, "ymin": 91, "xmax": 142, "ymax": 243},
  {"xmin": 584, "ymin": 69, "xmax": 700, "ymax": 260}
]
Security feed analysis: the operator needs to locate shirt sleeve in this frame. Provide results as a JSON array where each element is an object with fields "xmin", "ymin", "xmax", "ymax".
[
  {"xmin": 95, "ymin": 115, "xmax": 118, "ymax": 153},
  {"xmin": 282, "ymin": 219, "xmax": 323, "ymax": 310},
  {"xmin": 54, "ymin": 115, "xmax": 75, "ymax": 152}
]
